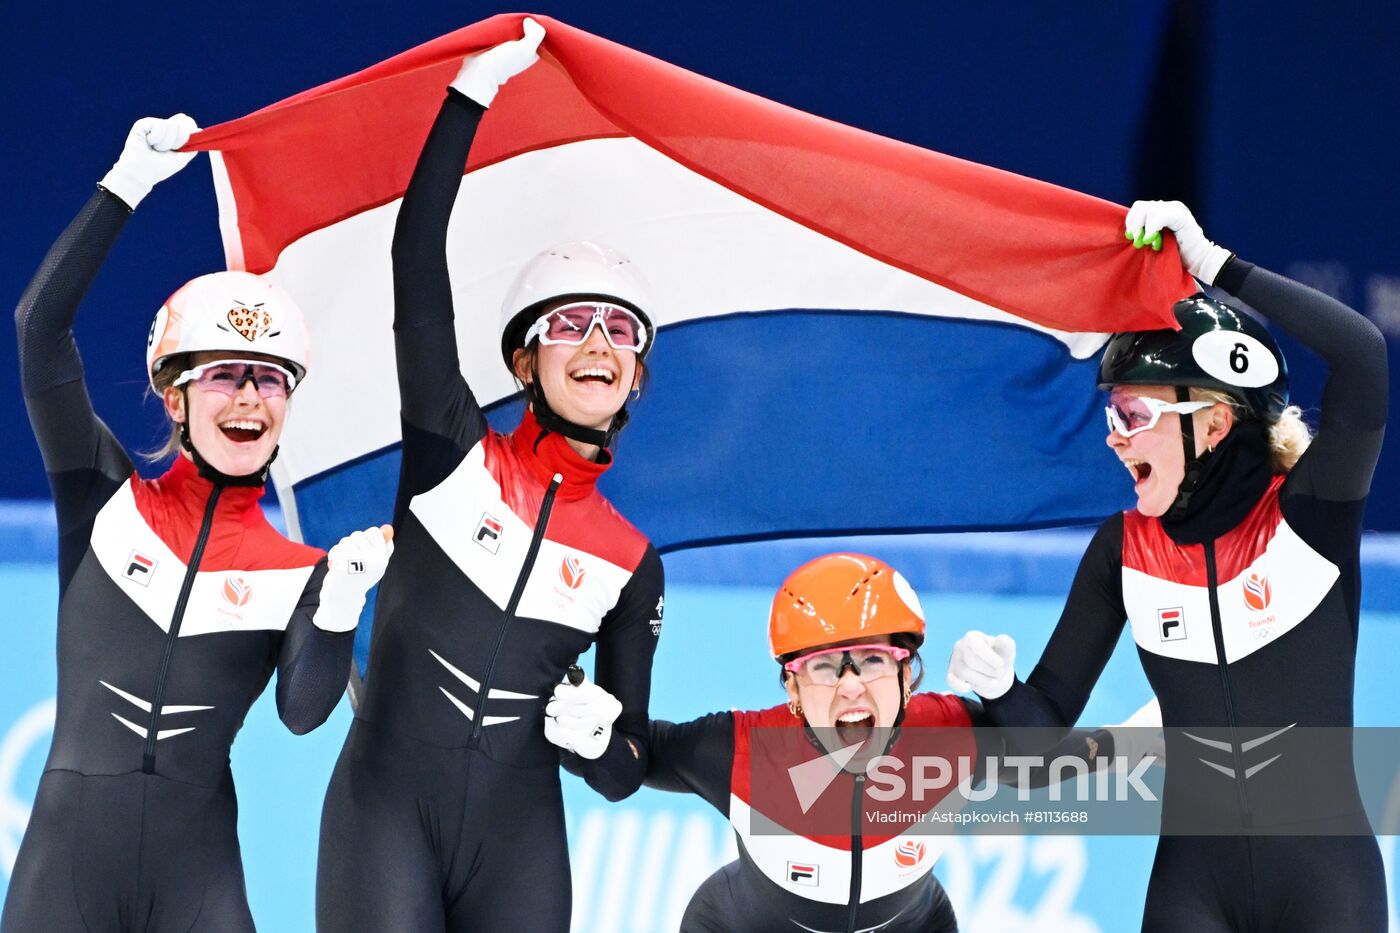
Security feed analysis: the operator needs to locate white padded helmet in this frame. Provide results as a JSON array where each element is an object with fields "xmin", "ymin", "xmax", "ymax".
[
  {"xmin": 147, "ymin": 271, "xmax": 311, "ymax": 390},
  {"xmin": 498, "ymin": 241, "xmax": 655, "ymax": 369}
]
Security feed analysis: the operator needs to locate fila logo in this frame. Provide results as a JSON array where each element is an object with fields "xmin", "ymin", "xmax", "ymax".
[
  {"xmin": 222, "ymin": 575, "xmax": 253, "ymax": 607},
  {"xmin": 475, "ymin": 513, "xmax": 504, "ymax": 555},
  {"xmin": 894, "ymin": 839, "xmax": 926, "ymax": 869},
  {"xmin": 123, "ymin": 550, "xmax": 157, "ymax": 587},
  {"xmin": 787, "ymin": 862, "xmax": 819, "ymax": 886},
  {"xmin": 560, "ymin": 555, "xmax": 586, "ymax": 590},
  {"xmin": 1158, "ymin": 607, "xmax": 1185, "ymax": 641},
  {"xmin": 1243, "ymin": 573, "xmax": 1272, "ymax": 611}
]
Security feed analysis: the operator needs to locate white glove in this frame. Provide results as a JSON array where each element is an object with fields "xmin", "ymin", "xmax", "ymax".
[
  {"xmin": 311, "ymin": 526, "xmax": 394, "ymax": 633},
  {"xmin": 99, "ymin": 114, "xmax": 200, "ymax": 209},
  {"xmin": 1125, "ymin": 199, "xmax": 1232, "ymax": 286},
  {"xmin": 451, "ymin": 17, "xmax": 545, "ymax": 107},
  {"xmin": 543, "ymin": 675, "xmax": 622, "ymax": 760},
  {"xmin": 946, "ymin": 631, "xmax": 1017, "ymax": 700},
  {"xmin": 1105, "ymin": 696, "xmax": 1165, "ymax": 771}
]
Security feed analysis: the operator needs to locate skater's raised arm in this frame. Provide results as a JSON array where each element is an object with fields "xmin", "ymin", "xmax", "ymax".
[
  {"xmin": 1125, "ymin": 198, "xmax": 1387, "ymax": 508},
  {"xmin": 390, "ymin": 20, "xmax": 545, "ymax": 508},
  {"xmin": 1217, "ymin": 261, "xmax": 1387, "ymax": 513},
  {"xmin": 16, "ymin": 115, "xmax": 197, "ymax": 588},
  {"xmin": 389, "ymin": 90, "xmax": 487, "ymax": 517}
]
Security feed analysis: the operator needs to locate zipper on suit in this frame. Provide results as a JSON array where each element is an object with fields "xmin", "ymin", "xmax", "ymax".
[
  {"xmin": 1203, "ymin": 540, "xmax": 1253, "ymax": 825},
  {"xmin": 143, "ymin": 485, "xmax": 223, "ymax": 774},
  {"xmin": 468, "ymin": 473, "xmax": 562, "ymax": 749},
  {"xmin": 846, "ymin": 772, "xmax": 866, "ymax": 933}
]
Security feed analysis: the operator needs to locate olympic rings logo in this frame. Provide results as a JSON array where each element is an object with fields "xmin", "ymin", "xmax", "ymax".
[{"xmin": 0, "ymin": 698, "xmax": 56, "ymax": 878}]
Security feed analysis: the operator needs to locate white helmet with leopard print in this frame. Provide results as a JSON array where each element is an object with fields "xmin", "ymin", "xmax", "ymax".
[{"xmin": 146, "ymin": 270, "xmax": 311, "ymax": 390}]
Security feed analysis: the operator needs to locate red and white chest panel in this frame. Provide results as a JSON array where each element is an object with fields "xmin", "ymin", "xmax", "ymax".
[
  {"xmin": 727, "ymin": 697, "xmax": 970, "ymax": 905},
  {"xmin": 408, "ymin": 437, "xmax": 643, "ymax": 635},
  {"xmin": 90, "ymin": 482, "xmax": 314, "ymax": 636},
  {"xmin": 729, "ymin": 796, "xmax": 944, "ymax": 906},
  {"xmin": 1121, "ymin": 484, "xmax": 1338, "ymax": 664}
]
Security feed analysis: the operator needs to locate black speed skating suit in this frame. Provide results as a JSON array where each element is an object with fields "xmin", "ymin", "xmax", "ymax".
[
  {"xmin": 985, "ymin": 258, "xmax": 1389, "ymax": 931},
  {"xmin": 647, "ymin": 693, "xmax": 1128, "ymax": 932},
  {"xmin": 5, "ymin": 187, "xmax": 353, "ymax": 932},
  {"xmin": 648, "ymin": 695, "xmax": 972, "ymax": 933},
  {"xmin": 315, "ymin": 90, "xmax": 664, "ymax": 932}
]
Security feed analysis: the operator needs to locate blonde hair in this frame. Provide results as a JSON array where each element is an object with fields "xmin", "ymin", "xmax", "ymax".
[
  {"xmin": 1266, "ymin": 406, "xmax": 1313, "ymax": 473},
  {"xmin": 1189, "ymin": 387, "xmax": 1312, "ymax": 474},
  {"xmin": 142, "ymin": 356, "xmax": 187, "ymax": 463}
]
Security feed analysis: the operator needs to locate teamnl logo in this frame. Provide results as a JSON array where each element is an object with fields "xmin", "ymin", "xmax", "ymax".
[{"xmin": 750, "ymin": 726, "xmax": 1163, "ymax": 837}]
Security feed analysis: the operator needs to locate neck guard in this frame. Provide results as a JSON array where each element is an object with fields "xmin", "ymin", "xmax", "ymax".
[{"xmin": 1161, "ymin": 420, "xmax": 1273, "ymax": 544}]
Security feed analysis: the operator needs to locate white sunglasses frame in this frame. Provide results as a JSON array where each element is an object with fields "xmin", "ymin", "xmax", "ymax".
[
  {"xmin": 172, "ymin": 358, "xmax": 298, "ymax": 395},
  {"xmin": 522, "ymin": 302, "xmax": 649, "ymax": 354},
  {"xmin": 1105, "ymin": 395, "xmax": 1214, "ymax": 438}
]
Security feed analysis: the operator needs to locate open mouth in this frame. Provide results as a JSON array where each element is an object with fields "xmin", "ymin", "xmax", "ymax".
[
  {"xmin": 835, "ymin": 710, "xmax": 875, "ymax": 748},
  {"xmin": 1124, "ymin": 459, "xmax": 1152, "ymax": 484},
  {"xmin": 219, "ymin": 420, "xmax": 267, "ymax": 443},
  {"xmin": 570, "ymin": 367, "xmax": 616, "ymax": 386}
]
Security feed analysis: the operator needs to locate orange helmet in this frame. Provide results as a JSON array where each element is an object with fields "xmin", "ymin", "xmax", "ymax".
[{"xmin": 769, "ymin": 553, "xmax": 926, "ymax": 660}]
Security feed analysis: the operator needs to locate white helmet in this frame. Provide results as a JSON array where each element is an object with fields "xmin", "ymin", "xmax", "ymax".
[
  {"xmin": 498, "ymin": 241, "xmax": 655, "ymax": 369},
  {"xmin": 147, "ymin": 271, "xmax": 311, "ymax": 390}
]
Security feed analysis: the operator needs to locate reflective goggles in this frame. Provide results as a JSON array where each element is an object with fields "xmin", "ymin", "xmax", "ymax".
[
  {"xmin": 1105, "ymin": 393, "xmax": 1213, "ymax": 438},
  {"xmin": 173, "ymin": 359, "xmax": 297, "ymax": 398},
  {"xmin": 782, "ymin": 644, "xmax": 911, "ymax": 687},
  {"xmin": 522, "ymin": 302, "xmax": 649, "ymax": 353}
]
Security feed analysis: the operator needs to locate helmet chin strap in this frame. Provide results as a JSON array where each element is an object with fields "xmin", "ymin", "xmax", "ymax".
[
  {"xmin": 176, "ymin": 389, "xmax": 275, "ymax": 487},
  {"xmin": 1165, "ymin": 385, "xmax": 1207, "ymax": 522},
  {"xmin": 789, "ymin": 662, "xmax": 909, "ymax": 767},
  {"xmin": 524, "ymin": 380, "xmax": 625, "ymax": 455},
  {"xmin": 893, "ymin": 664, "xmax": 911, "ymax": 729}
]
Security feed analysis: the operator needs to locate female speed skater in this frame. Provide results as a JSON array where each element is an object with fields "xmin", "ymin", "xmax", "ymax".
[
  {"xmin": 315, "ymin": 20, "xmax": 665, "ymax": 932},
  {"xmin": 643, "ymin": 552, "xmax": 1157, "ymax": 933},
  {"xmin": 5, "ymin": 116, "xmax": 392, "ymax": 932},
  {"xmin": 947, "ymin": 200, "xmax": 1389, "ymax": 930}
]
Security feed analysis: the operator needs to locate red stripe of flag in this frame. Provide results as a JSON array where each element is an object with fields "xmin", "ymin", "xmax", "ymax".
[{"xmin": 184, "ymin": 13, "xmax": 1192, "ymax": 334}]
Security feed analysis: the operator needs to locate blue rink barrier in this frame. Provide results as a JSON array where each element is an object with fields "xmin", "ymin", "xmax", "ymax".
[
  {"xmin": 663, "ymin": 526, "xmax": 1400, "ymax": 612},
  {"xmin": 1, "ymin": 502, "xmax": 1397, "ymax": 931}
]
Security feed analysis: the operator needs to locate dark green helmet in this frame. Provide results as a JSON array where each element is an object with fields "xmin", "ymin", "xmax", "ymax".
[{"xmin": 1098, "ymin": 294, "xmax": 1289, "ymax": 423}]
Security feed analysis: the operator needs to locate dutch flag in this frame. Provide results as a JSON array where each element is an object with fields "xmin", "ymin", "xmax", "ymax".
[{"xmin": 184, "ymin": 13, "xmax": 1193, "ymax": 555}]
